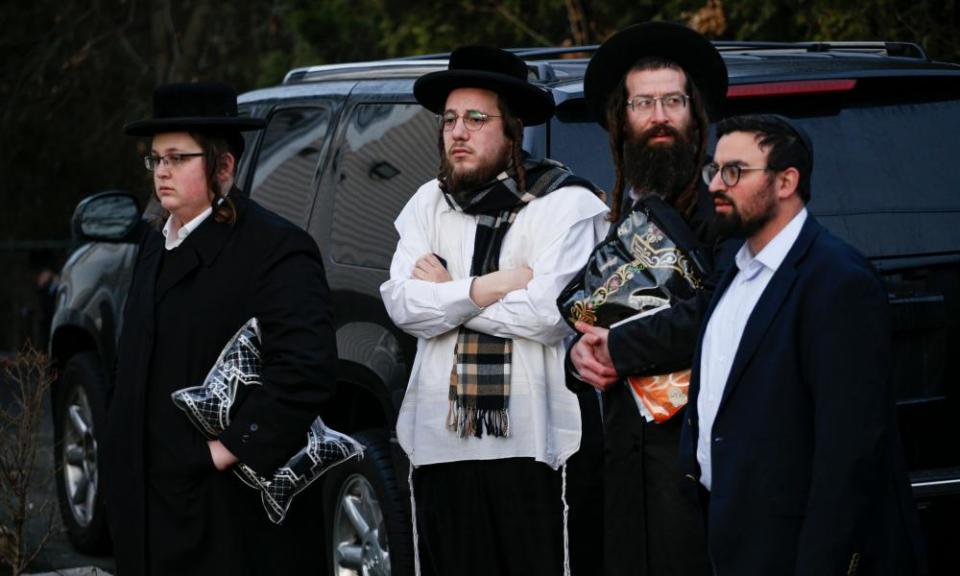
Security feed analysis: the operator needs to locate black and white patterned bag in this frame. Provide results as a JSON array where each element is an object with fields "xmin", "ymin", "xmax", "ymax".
[{"xmin": 172, "ymin": 317, "xmax": 363, "ymax": 524}]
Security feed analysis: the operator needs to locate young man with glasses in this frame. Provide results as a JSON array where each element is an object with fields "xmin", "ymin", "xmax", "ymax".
[
  {"xmin": 102, "ymin": 82, "xmax": 338, "ymax": 575},
  {"xmin": 681, "ymin": 113, "xmax": 924, "ymax": 575},
  {"xmin": 380, "ymin": 46, "xmax": 608, "ymax": 575},
  {"xmin": 565, "ymin": 22, "xmax": 731, "ymax": 576}
]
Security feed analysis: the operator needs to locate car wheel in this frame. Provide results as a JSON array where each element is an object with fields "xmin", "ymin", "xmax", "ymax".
[
  {"xmin": 53, "ymin": 351, "xmax": 111, "ymax": 553},
  {"xmin": 324, "ymin": 429, "xmax": 413, "ymax": 576}
]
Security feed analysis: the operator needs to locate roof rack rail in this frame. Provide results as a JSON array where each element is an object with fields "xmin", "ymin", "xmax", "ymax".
[
  {"xmin": 283, "ymin": 59, "xmax": 448, "ymax": 84},
  {"xmin": 509, "ymin": 46, "xmax": 599, "ymax": 58},
  {"xmin": 395, "ymin": 52, "xmax": 449, "ymax": 61},
  {"xmin": 388, "ymin": 47, "xmax": 599, "ymax": 83},
  {"xmin": 714, "ymin": 40, "xmax": 928, "ymax": 60},
  {"xmin": 403, "ymin": 41, "xmax": 928, "ymax": 62}
]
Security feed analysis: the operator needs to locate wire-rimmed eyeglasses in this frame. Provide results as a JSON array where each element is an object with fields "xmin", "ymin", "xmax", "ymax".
[
  {"xmin": 144, "ymin": 152, "xmax": 205, "ymax": 172},
  {"xmin": 626, "ymin": 93, "xmax": 689, "ymax": 117},
  {"xmin": 439, "ymin": 110, "xmax": 502, "ymax": 132},
  {"xmin": 701, "ymin": 162, "xmax": 772, "ymax": 187}
]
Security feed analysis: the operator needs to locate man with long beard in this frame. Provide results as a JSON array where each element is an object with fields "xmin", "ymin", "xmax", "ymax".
[
  {"xmin": 567, "ymin": 22, "xmax": 730, "ymax": 576},
  {"xmin": 380, "ymin": 46, "xmax": 608, "ymax": 575}
]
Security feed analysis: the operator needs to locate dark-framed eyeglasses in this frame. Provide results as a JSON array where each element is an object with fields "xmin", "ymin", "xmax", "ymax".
[
  {"xmin": 439, "ymin": 110, "xmax": 502, "ymax": 132},
  {"xmin": 702, "ymin": 162, "xmax": 772, "ymax": 187},
  {"xmin": 144, "ymin": 152, "xmax": 205, "ymax": 172},
  {"xmin": 626, "ymin": 93, "xmax": 689, "ymax": 116}
]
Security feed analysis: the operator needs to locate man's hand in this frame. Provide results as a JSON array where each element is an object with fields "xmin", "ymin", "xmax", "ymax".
[
  {"xmin": 470, "ymin": 266, "xmax": 534, "ymax": 307},
  {"xmin": 208, "ymin": 439, "xmax": 239, "ymax": 471},
  {"xmin": 412, "ymin": 254, "xmax": 452, "ymax": 283},
  {"xmin": 571, "ymin": 321, "xmax": 619, "ymax": 390}
]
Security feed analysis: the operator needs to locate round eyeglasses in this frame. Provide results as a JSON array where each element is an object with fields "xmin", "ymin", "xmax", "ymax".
[
  {"xmin": 144, "ymin": 152, "xmax": 205, "ymax": 172},
  {"xmin": 439, "ymin": 110, "xmax": 502, "ymax": 132},
  {"xmin": 701, "ymin": 162, "xmax": 772, "ymax": 187},
  {"xmin": 626, "ymin": 93, "xmax": 689, "ymax": 117}
]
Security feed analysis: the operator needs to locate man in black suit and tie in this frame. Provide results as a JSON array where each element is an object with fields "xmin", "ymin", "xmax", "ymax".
[{"xmin": 681, "ymin": 114, "xmax": 925, "ymax": 575}]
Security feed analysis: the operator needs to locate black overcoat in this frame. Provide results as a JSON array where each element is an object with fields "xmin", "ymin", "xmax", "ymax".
[
  {"xmin": 101, "ymin": 193, "xmax": 337, "ymax": 575},
  {"xmin": 566, "ymin": 193, "xmax": 731, "ymax": 576},
  {"xmin": 679, "ymin": 216, "xmax": 925, "ymax": 575}
]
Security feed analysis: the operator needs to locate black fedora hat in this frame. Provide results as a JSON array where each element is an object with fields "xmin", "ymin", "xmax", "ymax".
[
  {"xmin": 124, "ymin": 82, "xmax": 266, "ymax": 137},
  {"xmin": 584, "ymin": 21, "xmax": 728, "ymax": 128},
  {"xmin": 414, "ymin": 45, "xmax": 555, "ymax": 126}
]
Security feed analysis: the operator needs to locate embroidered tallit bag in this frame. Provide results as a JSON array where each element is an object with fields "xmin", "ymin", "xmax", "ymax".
[
  {"xmin": 558, "ymin": 196, "xmax": 707, "ymax": 422},
  {"xmin": 172, "ymin": 317, "xmax": 363, "ymax": 524}
]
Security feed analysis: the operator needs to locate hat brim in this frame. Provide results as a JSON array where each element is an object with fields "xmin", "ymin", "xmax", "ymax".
[
  {"xmin": 414, "ymin": 69, "xmax": 555, "ymax": 126},
  {"xmin": 584, "ymin": 21, "xmax": 728, "ymax": 128},
  {"xmin": 124, "ymin": 116, "xmax": 266, "ymax": 136}
]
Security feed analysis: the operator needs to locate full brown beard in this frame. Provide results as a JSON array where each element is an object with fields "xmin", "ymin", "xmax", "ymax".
[
  {"xmin": 711, "ymin": 176, "xmax": 778, "ymax": 238},
  {"xmin": 440, "ymin": 141, "xmax": 513, "ymax": 198},
  {"xmin": 622, "ymin": 122, "xmax": 699, "ymax": 203}
]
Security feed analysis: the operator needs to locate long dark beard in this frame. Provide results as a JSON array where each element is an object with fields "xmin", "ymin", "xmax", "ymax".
[{"xmin": 623, "ymin": 124, "xmax": 698, "ymax": 203}]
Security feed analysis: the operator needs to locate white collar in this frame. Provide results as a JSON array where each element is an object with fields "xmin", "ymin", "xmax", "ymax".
[
  {"xmin": 734, "ymin": 208, "xmax": 808, "ymax": 275},
  {"xmin": 162, "ymin": 206, "xmax": 213, "ymax": 251}
]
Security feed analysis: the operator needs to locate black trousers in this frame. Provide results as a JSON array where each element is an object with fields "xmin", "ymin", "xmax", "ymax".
[
  {"xmin": 414, "ymin": 458, "xmax": 564, "ymax": 576},
  {"xmin": 603, "ymin": 384, "xmax": 710, "ymax": 576},
  {"xmin": 566, "ymin": 389, "xmax": 605, "ymax": 576}
]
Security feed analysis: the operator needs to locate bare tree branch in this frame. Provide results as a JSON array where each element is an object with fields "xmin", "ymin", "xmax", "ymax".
[{"xmin": 0, "ymin": 346, "xmax": 57, "ymax": 575}]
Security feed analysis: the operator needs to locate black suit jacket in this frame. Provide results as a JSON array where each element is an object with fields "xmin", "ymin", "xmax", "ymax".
[
  {"xmin": 101, "ymin": 193, "xmax": 337, "ymax": 574},
  {"xmin": 679, "ymin": 215, "xmax": 924, "ymax": 575}
]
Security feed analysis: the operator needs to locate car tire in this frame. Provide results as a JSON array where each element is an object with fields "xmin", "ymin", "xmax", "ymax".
[
  {"xmin": 324, "ymin": 429, "xmax": 413, "ymax": 576},
  {"xmin": 53, "ymin": 351, "xmax": 111, "ymax": 554}
]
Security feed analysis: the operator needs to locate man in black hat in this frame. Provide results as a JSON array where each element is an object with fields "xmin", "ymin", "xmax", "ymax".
[
  {"xmin": 380, "ymin": 46, "xmax": 608, "ymax": 575},
  {"xmin": 681, "ymin": 113, "xmax": 924, "ymax": 575},
  {"xmin": 101, "ymin": 82, "xmax": 338, "ymax": 575},
  {"xmin": 566, "ymin": 21, "xmax": 730, "ymax": 576}
]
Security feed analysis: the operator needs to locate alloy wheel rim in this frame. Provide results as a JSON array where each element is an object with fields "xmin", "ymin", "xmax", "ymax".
[
  {"xmin": 332, "ymin": 473, "xmax": 390, "ymax": 576},
  {"xmin": 61, "ymin": 386, "xmax": 97, "ymax": 527}
]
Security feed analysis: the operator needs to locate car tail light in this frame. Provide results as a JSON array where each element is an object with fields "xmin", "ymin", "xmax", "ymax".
[{"xmin": 728, "ymin": 79, "xmax": 857, "ymax": 98}]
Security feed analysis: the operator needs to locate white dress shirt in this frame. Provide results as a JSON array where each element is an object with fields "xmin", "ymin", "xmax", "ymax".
[
  {"xmin": 380, "ymin": 179, "xmax": 609, "ymax": 469},
  {"xmin": 162, "ymin": 207, "xmax": 213, "ymax": 251},
  {"xmin": 697, "ymin": 208, "xmax": 807, "ymax": 490}
]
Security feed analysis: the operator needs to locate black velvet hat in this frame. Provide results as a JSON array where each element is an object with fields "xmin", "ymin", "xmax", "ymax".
[
  {"xmin": 584, "ymin": 21, "xmax": 728, "ymax": 128},
  {"xmin": 124, "ymin": 82, "xmax": 265, "ymax": 137},
  {"xmin": 414, "ymin": 46, "xmax": 555, "ymax": 126}
]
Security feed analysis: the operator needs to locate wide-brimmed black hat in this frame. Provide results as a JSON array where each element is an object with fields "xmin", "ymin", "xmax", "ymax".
[
  {"xmin": 584, "ymin": 21, "xmax": 728, "ymax": 128},
  {"xmin": 414, "ymin": 45, "xmax": 555, "ymax": 126},
  {"xmin": 124, "ymin": 82, "xmax": 265, "ymax": 137}
]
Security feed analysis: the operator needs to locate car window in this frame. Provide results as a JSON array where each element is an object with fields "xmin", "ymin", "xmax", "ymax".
[
  {"xmin": 721, "ymin": 94, "xmax": 960, "ymax": 258},
  {"xmin": 549, "ymin": 118, "xmax": 616, "ymax": 196},
  {"xmin": 330, "ymin": 103, "xmax": 439, "ymax": 269},
  {"xmin": 250, "ymin": 106, "xmax": 332, "ymax": 229}
]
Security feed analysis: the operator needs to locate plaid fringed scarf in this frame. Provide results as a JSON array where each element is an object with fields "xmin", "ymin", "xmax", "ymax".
[{"xmin": 442, "ymin": 156, "xmax": 599, "ymax": 438}]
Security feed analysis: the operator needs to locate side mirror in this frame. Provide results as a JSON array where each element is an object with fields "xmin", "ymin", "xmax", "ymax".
[{"xmin": 72, "ymin": 191, "xmax": 141, "ymax": 242}]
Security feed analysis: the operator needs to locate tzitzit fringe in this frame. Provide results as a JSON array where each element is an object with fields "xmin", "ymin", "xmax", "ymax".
[
  {"xmin": 562, "ymin": 463, "xmax": 571, "ymax": 576},
  {"xmin": 409, "ymin": 465, "xmax": 421, "ymax": 576}
]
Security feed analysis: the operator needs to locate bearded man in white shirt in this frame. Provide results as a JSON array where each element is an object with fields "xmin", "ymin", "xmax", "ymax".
[
  {"xmin": 380, "ymin": 46, "xmax": 608, "ymax": 576},
  {"xmin": 680, "ymin": 114, "xmax": 924, "ymax": 575}
]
